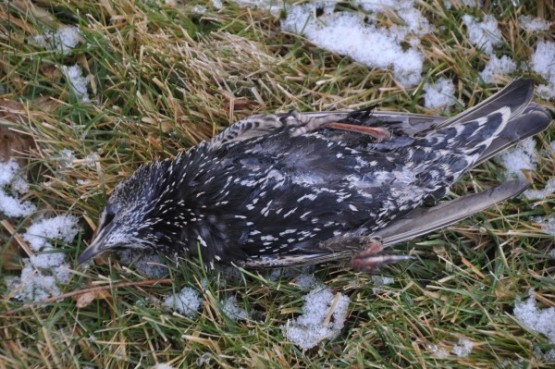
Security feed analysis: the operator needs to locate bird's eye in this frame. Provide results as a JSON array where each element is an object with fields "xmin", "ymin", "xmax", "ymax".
[{"xmin": 99, "ymin": 206, "xmax": 116, "ymax": 227}]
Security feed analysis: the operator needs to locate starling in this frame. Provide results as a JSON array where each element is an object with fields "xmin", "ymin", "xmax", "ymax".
[{"xmin": 78, "ymin": 79, "xmax": 552, "ymax": 270}]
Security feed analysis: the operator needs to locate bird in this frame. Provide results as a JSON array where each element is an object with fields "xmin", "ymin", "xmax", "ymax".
[{"xmin": 77, "ymin": 79, "xmax": 552, "ymax": 271}]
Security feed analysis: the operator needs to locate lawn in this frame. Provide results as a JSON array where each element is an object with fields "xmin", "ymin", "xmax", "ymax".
[{"xmin": 1, "ymin": 0, "xmax": 554, "ymax": 368}]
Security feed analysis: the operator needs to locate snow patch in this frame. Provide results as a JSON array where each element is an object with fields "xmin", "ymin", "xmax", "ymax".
[
  {"xmin": 423, "ymin": 78, "xmax": 457, "ymax": 111},
  {"xmin": 452, "ymin": 337, "xmax": 474, "ymax": 357},
  {"xmin": 281, "ymin": 2, "xmax": 430, "ymax": 87},
  {"xmin": 479, "ymin": 55, "xmax": 516, "ymax": 84},
  {"xmin": 498, "ymin": 137, "xmax": 537, "ymax": 178},
  {"xmin": 221, "ymin": 296, "xmax": 249, "ymax": 321},
  {"xmin": 519, "ymin": 15, "xmax": 551, "ymax": 33},
  {"xmin": 282, "ymin": 287, "xmax": 350, "ymax": 349},
  {"xmin": 0, "ymin": 160, "xmax": 37, "ymax": 218},
  {"xmin": 531, "ymin": 41, "xmax": 555, "ymax": 100},
  {"xmin": 60, "ymin": 64, "xmax": 90, "ymax": 103},
  {"xmin": 29, "ymin": 26, "xmax": 82, "ymax": 55},
  {"xmin": 523, "ymin": 178, "xmax": 555, "ymax": 200},
  {"xmin": 462, "ymin": 14, "xmax": 502, "ymax": 55},
  {"xmin": 164, "ymin": 287, "xmax": 202, "ymax": 317},
  {"xmin": 514, "ymin": 295, "xmax": 555, "ymax": 343}
]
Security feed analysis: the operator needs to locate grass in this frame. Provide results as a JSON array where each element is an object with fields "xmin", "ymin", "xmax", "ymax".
[{"xmin": 1, "ymin": 0, "xmax": 554, "ymax": 368}]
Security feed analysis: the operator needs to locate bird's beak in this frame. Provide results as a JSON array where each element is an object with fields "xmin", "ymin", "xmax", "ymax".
[
  {"xmin": 77, "ymin": 238, "xmax": 105, "ymax": 264},
  {"xmin": 77, "ymin": 225, "xmax": 111, "ymax": 264}
]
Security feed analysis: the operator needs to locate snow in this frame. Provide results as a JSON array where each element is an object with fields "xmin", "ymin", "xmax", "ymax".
[
  {"xmin": 462, "ymin": 14, "xmax": 503, "ymax": 55},
  {"xmin": 164, "ymin": 287, "xmax": 202, "ymax": 317},
  {"xmin": 533, "ymin": 216, "xmax": 555, "ymax": 237},
  {"xmin": 23, "ymin": 216, "xmax": 80, "ymax": 251},
  {"xmin": 479, "ymin": 55, "xmax": 517, "ymax": 84},
  {"xmin": 452, "ymin": 337, "xmax": 474, "ymax": 357},
  {"xmin": 523, "ymin": 178, "xmax": 555, "ymax": 200},
  {"xmin": 211, "ymin": 0, "xmax": 223, "ymax": 9},
  {"xmin": 0, "ymin": 160, "xmax": 37, "ymax": 218},
  {"xmin": 530, "ymin": 41, "xmax": 555, "ymax": 100},
  {"xmin": 294, "ymin": 273, "xmax": 324, "ymax": 291},
  {"xmin": 514, "ymin": 295, "xmax": 555, "ymax": 343},
  {"xmin": 5, "ymin": 215, "xmax": 80, "ymax": 302},
  {"xmin": 519, "ymin": 15, "xmax": 551, "ymax": 33},
  {"xmin": 498, "ymin": 137, "xmax": 537, "ymax": 178},
  {"xmin": 428, "ymin": 343, "xmax": 450, "ymax": 359},
  {"xmin": 423, "ymin": 78, "xmax": 457, "ymax": 111},
  {"xmin": 60, "ymin": 64, "xmax": 90, "ymax": 103},
  {"xmin": 281, "ymin": 2, "xmax": 429, "ymax": 87},
  {"xmin": 29, "ymin": 26, "xmax": 82, "ymax": 55},
  {"xmin": 282, "ymin": 287, "xmax": 350, "ymax": 349},
  {"xmin": 551, "ymin": 141, "xmax": 555, "ymax": 153},
  {"xmin": 371, "ymin": 275, "xmax": 395, "ymax": 293},
  {"xmin": 221, "ymin": 296, "xmax": 249, "ymax": 321}
]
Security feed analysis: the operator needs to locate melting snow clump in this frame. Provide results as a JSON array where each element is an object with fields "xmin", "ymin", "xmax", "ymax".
[
  {"xmin": 164, "ymin": 287, "xmax": 202, "ymax": 317},
  {"xmin": 498, "ymin": 137, "xmax": 537, "ymax": 178},
  {"xmin": 4, "ymin": 215, "xmax": 80, "ymax": 302},
  {"xmin": 479, "ymin": 55, "xmax": 516, "ymax": 84},
  {"xmin": 423, "ymin": 78, "xmax": 457, "ymax": 111},
  {"xmin": 221, "ymin": 296, "xmax": 249, "ymax": 321},
  {"xmin": 531, "ymin": 41, "xmax": 555, "ymax": 100},
  {"xmin": 0, "ymin": 160, "xmax": 37, "ymax": 217},
  {"xmin": 282, "ymin": 287, "xmax": 350, "ymax": 349},
  {"xmin": 533, "ymin": 217, "xmax": 555, "ymax": 237},
  {"xmin": 462, "ymin": 14, "xmax": 502, "ymax": 55},
  {"xmin": 29, "ymin": 26, "xmax": 82, "ymax": 55},
  {"xmin": 519, "ymin": 15, "xmax": 551, "ymax": 33},
  {"xmin": 281, "ymin": 2, "xmax": 429, "ymax": 87},
  {"xmin": 523, "ymin": 178, "xmax": 555, "ymax": 200},
  {"xmin": 60, "ymin": 65, "xmax": 90, "ymax": 102},
  {"xmin": 452, "ymin": 337, "xmax": 474, "ymax": 357},
  {"xmin": 514, "ymin": 295, "xmax": 555, "ymax": 343}
]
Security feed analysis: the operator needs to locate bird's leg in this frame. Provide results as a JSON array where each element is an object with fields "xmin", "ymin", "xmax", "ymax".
[
  {"xmin": 285, "ymin": 111, "xmax": 391, "ymax": 141},
  {"xmin": 350, "ymin": 239, "xmax": 412, "ymax": 272},
  {"xmin": 325, "ymin": 122, "xmax": 391, "ymax": 142}
]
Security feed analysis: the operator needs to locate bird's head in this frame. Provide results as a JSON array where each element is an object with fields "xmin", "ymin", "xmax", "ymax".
[{"xmin": 77, "ymin": 159, "xmax": 183, "ymax": 264}]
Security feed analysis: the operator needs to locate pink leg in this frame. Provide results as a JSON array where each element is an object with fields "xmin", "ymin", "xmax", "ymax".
[{"xmin": 351, "ymin": 239, "xmax": 413, "ymax": 272}]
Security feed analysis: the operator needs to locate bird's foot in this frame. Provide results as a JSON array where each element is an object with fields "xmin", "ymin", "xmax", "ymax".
[
  {"xmin": 325, "ymin": 122, "xmax": 391, "ymax": 142},
  {"xmin": 351, "ymin": 239, "xmax": 412, "ymax": 272}
]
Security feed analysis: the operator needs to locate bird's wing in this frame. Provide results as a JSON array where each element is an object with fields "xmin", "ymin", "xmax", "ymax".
[
  {"xmin": 208, "ymin": 109, "xmax": 445, "ymax": 150},
  {"xmin": 241, "ymin": 180, "xmax": 529, "ymax": 268},
  {"xmin": 375, "ymin": 179, "xmax": 529, "ymax": 246}
]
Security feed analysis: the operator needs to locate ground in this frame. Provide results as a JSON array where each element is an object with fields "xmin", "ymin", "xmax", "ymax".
[{"xmin": 0, "ymin": 1, "xmax": 554, "ymax": 368}]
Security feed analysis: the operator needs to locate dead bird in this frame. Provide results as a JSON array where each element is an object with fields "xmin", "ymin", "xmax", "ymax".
[{"xmin": 78, "ymin": 79, "xmax": 552, "ymax": 270}]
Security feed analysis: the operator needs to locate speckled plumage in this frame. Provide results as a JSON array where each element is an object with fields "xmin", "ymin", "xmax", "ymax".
[{"xmin": 78, "ymin": 79, "xmax": 552, "ymax": 269}]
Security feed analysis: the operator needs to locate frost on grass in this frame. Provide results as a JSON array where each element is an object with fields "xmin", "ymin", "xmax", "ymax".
[
  {"xmin": 423, "ymin": 78, "xmax": 457, "ymax": 111},
  {"xmin": 281, "ymin": 2, "xmax": 430, "ymax": 87},
  {"xmin": 443, "ymin": 0, "xmax": 482, "ymax": 9},
  {"xmin": 519, "ymin": 15, "xmax": 551, "ymax": 33},
  {"xmin": 5, "ymin": 215, "xmax": 80, "ymax": 302},
  {"xmin": 530, "ymin": 41, "xmax": 555, "ymax": 100},
  {"xmin": 523, "ymin": 178, "xmax": 555, "ymax": 200},
  {"xmin": 371, "ymin": 275, "xmax": 395, "ymax": 293},
  {"xmin": 462, "ymin": 14, "xmax": 502, "ymax": 55},
  {"xmin": 282, "ymin": 287, "xmax": 350, "ymax": 349},
  {"xmin": 452, "ymin": 337, "xmax": 474, "ymax": 357},
  {"xmin": 0, "ymin": 160, "xmax": 36, "ymax": 218},
  {"xmin": 294, "ymin": 273, "xmax": 324, "ymax": 291},
  {"xmin": 164, "ymin": 287, "xmax": 202, "ymax": 317},
  {"xmin": 151, "ymin": 364, "xmax": 174, "ymax": 369},
  {"xmin": 428, "ymin": 343, "xmax": 450, "ymax": 359},
  {"xmin": 479, "ymin": 55, "xmax": 516, "ymax": 84},
  {"xmin": 533, "ymin": 216, "xmax": 555, "ymax": 237},
  {"xmin": 221, "ymin": 296, "xmax": 249, "ymax": 321},
  {"xmin": 118, "ymin": 250, "xmax": 169, "ymax": 278},
  {"xmin": 498, "ymin": 137, "xmax": 537, "ymax": 179},
  {"xmin": 514, "ymin": 295, "xmax": 555, "ymax": 343},
  {"xmin": 60, "ymin": 64, "xmax": 90, "ymax": 102},
  {"xmin": 28, "ymin": 26, "xmax": 82, "ymax": 55}
]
